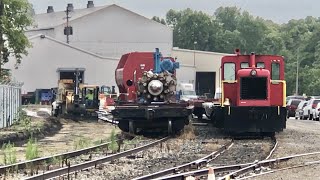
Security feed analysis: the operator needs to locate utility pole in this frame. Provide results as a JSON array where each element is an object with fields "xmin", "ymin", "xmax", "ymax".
[
  {"xmin": 64, "ymin": 4, "xmax": 73, "ymax": 44},
  {"xmin": 0, "ymin": 0, "xmax": 4, "ymax": 77},
  {"xmin": 193, "ymin": 41, "xmax": 197, "ymax": 67},
  {"xmin": 295, "ymin": 48, "xmax": 300, "ymax": 95}
]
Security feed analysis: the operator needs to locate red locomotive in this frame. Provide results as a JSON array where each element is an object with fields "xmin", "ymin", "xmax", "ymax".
[
  {"xmin": 210, "ymin": 49, "xmax": 287, "ymax": 134},
  {"xmin": 111, "ymin": 48, "xmax": 193, "ymax": 134}
]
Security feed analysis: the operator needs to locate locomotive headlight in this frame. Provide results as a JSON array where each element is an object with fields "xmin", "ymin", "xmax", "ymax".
[
  {"xmin": 250, "ymin": 69, "xmax": 257, "ymax": 76},
  {"xmin": 147, "ymin": 80, "xmax": 164, "ymax": 96}
]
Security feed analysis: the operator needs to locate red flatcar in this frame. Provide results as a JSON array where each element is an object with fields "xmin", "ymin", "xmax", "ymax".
[{"xmin": 211, "ymin": 49, "xmax": 287, "ymax": 134}]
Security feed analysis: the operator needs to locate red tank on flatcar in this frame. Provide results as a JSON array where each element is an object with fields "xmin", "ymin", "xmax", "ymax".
[{"xmin": 211, "ymin": 49, "xmax": 287, "ymax": 134}]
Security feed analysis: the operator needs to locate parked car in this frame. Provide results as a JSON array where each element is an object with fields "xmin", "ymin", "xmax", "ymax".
[
  {"xmin": 306, "ymin": 96, "xmax": 320, "ymax": 101},
  {"xmin": 286, "ymin": 99, "xmax": 303, "ymax": 118},
  {"xmin": 302, "ymin": 99, "xmax": 320, "ymax": 120},
  {"xmin": 312, "ymin": 102, "xmax": 320, "ymax": 121},
  {"xmin": 286, "ymin": 95, "xmax": 306, "ymax": 104},
  {"xmin": 295, "ymin": 101, "xmax": 308, "ymax": 120}
]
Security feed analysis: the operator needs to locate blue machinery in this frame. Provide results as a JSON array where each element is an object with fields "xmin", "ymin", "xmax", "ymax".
[{"xmin": 153, "ymin": 48, "xmax": 179, "ymax": 74}]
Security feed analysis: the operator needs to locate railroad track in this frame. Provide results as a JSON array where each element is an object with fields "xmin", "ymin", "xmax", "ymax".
[
  {"xmin": 150, "ymin": 136, "xmax": 278, "ymax": 180},
  {"xmin": 161, "ymin": 137, "xmax": 320, "ymax": 180},
  {"xmin": 21, "ymin": 136, "xmax": 170, "ymax": 180},
  {"xmin": 0, "ymin": 138, "xmax": 124, "ymax": 175},
  {"xmin": 132, "ymin": 140, "xmax": 234, "ymax": 180},
  {"xmin": 219, "ymin": 151, "xmax": 320, "ymax": 180}
]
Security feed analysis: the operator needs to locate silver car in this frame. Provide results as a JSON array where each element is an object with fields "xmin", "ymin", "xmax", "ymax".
[
  {"xmin": 312, "ymin": 102, "xmax": 320, "ymax": 121},
  {"xmin": 295, "ymin": 101, "xmax": 307, "ymax": 120}
]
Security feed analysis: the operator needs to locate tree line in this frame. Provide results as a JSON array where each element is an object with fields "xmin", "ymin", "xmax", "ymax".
[{"xmin": 152, "ymin": 7, "xmax": 320, "ymax": 96}]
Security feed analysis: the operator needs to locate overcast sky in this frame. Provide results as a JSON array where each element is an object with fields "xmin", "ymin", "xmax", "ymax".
[{"xmin": 28, "ymin": 0, "xmax": 320, "ymax": 24}]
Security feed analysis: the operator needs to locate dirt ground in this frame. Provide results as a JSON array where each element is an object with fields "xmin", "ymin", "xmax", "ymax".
[
  {"xmin": 250, "ymin": 118, "xmax": 320, "ymax": 180},
  {"xmin": 0, "ymin": 106, "xmax": 120, "ymax": 163}
]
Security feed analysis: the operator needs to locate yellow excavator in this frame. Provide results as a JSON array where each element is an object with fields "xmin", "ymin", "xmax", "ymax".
[{"xmin": 51, "ymin": 69, "xmax": 100, "ymax": 118}]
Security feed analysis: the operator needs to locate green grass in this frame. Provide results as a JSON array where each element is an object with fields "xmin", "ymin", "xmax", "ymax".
[
  {"xmin": 1, "ymin": 141, "xmax": 17, "ymax": 165},
  {"xmin": 108, "ymin": 129, "xmax": 118, "ymax": 153},
  {"xmin": 73, "ymin": 137, "xmax": 91, "ymax": 150},
  {"xmin": 25, "ymin": 137, "xmax": 39, "ymax": 160}
]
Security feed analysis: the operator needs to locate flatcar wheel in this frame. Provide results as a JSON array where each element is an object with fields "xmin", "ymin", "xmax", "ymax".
[
  {"xmin": 168, "ymin": 120, "xmax": 173, "ymax": 135},
  {"xmin": 129, "ymin": 121, "xmax": 136, "ymax": 134}
]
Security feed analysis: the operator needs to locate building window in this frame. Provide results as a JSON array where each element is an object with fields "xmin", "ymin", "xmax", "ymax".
[
  {"xmin": 271, "ymin": 62, "xmax": 280, "ymax": 80},
  {"xmin": 257, "ymin": 62, "xmax": 265, "ymax": 68},
  {"xmin": 241, "ymin": 62, "xmax": 249, "ymax": 68},
  {"xmin": 224, "ymin": 63, "xmax": 236, "ymax": 81}
]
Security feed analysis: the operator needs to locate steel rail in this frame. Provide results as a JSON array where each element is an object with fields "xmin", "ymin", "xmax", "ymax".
[
  {"xmin": 219, "ymin": 151, "xmax": 320, "ymax": 180},
  {"xmin": 154, "ymin": 163, "xmax": 254, "ymax": 180},
  {"xmin": 265, "ymin": 137, "xmax": 278, "ymax": 160},
  {"xmin": 155, "ymin": 149, "xmax": 320, "ymax": 180},
  {"xmin": 238, "ymin": 160, "xmax": 320, "ymax": 180},
  {"xmin": 133, "ymin": 140, "xmax": 234, "ymax": 180},
  {"xmin": 0, "ymin": 138, "xmax": 124, "ymax": 174},
  {"xmin": 24, "ymin": 136, "xmax": 170, "ymax": 180}
]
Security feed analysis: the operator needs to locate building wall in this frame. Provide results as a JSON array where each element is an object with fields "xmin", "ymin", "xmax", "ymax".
[
  {"xmin": 172, "ymin": 48, "xmax": 233, "ymax": 92},
  {"xmin": 4, "ymin": 36, "xmax": 118, "ymax": 94},
  {"xmin": 51, "ymin": 5, "xmax": 173, "ymax": 58}
]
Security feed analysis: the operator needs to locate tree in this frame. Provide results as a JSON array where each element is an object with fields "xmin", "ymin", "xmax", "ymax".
[
  {"xmin": 0, "ymin": 0, "xmax": 33, "ymax": 78},
  {"xmin": 151, "ymin": 16, "xmax": 166, "ymax": 25}
]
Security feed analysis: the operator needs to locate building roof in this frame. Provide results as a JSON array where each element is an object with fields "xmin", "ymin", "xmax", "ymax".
[
  {"xmin": 29, "ymin": 5, "xmax": 108, "ymax": 29},
  {"xmin": 28, "ymin": 4, "xmax": 169, "ymax": 30}
]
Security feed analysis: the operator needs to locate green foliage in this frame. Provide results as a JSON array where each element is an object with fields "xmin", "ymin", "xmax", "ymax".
[
  {"xmin": 25, "ymin": 137, "xmax": 39, "ymax": 160},
  {"xmin": 73, "ymin": 137, "xmax": 91, "ymax": 150},
  {"xmin": 0, "ymin": 0, "xmax": 33, "ymax": 75},
  {"xmin": 49, "ymin": 155, "xmax": 62, "ymax": 166},
  {"xmin": 1, "ymin": 141, "xmax": 17, "ymax": 165},
  {"xmin": 165, "ymin": 6, "xmax": 320, "ymax": 95},
  {"xmin": 13, "ymin": 109, "xmax": 32, "ymax": 131},
  {"xmin": 108, "ymin": 129, "xmax": 118, "ymax": 153},
  {"xmin": 151, "ymin": 16, "xmax": 166, "ymax": 25}
]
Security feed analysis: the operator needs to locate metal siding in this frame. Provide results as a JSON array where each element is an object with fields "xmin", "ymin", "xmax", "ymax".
[{"xmin": 0, "ymin": 83, "xmax": 22, "ymax": 129}]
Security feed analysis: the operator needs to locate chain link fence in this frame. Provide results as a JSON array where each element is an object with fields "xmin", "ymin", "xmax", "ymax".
[{"xmin": 0, "ymin": 80, "xmax": 23, "ymax": 129}]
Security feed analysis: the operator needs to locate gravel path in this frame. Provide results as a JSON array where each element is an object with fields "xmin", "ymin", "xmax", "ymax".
[
  {"xmin": 66, "ymin": 124, "xmax": 231, "ymax": 180},
  {"xmin": 248, "ymin": 118, "xmax": 320, "ymax": 180}
]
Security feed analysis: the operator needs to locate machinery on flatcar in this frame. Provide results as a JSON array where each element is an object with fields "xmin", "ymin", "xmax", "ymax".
[
  {"xmin": 111, "ymin": 48, "xmax": 193, "ymax": 134},
  {"xmin": 207, "ymin": 49, "xmax": 287, "ymax": 134}
]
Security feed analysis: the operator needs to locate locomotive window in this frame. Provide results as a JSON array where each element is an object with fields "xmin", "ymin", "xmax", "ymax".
[
  {"xmin": 271, "ymin": 63, "xmax": 280, "ymax": 80},
  {"xmin": 224, "ymin": 63, "xmax": 236, "ymax": 80},
  {"xmin": 241, "ymin": 63, "xmax": 249, "ymax": 68},
  {"xmin": 257, "ymin": 62, "xmax": 265, "ymax": 68}
]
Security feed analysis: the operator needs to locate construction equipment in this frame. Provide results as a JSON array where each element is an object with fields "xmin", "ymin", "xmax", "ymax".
[{"xmin": 51, "ymin": 69, "xmax": 100, "ymax": 118}]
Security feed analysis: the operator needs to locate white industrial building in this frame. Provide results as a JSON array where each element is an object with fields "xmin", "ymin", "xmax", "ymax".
[
  {"xmin": 5, "ymin": 2, "xmax": 173, "ymax": 94},
  {"xmin": 172, "ymin": 48, "xmax": 232, "ymax": 95},
  {"xmin": 5, "ymin": 1, "xmax": 231, "ymax": 97}
]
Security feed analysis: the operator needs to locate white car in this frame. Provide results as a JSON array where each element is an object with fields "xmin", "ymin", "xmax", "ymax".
[
  {"xmin": 312, "ymin": 102, "xmax": 320, "ymax": 121},
  {"xmin": 302, "ymin": 99, "xmax": 320, "ymax": 120}
]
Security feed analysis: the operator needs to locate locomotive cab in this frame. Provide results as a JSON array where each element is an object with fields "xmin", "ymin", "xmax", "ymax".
[{"xmin": 212, "ymin": 51, "xmax": 287, "ymax": 134}]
